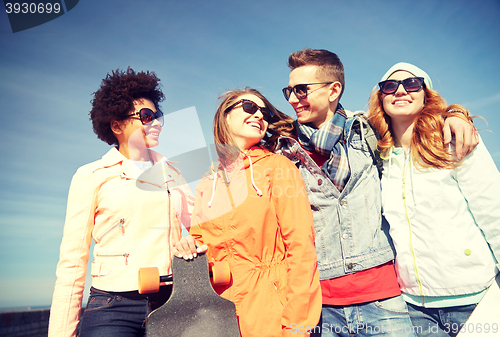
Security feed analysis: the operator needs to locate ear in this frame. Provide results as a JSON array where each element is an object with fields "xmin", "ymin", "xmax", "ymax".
[
  {"xmin": 110, "ymin": 120, "xmax": 123, "ymax": 135},
  {"xmin": 328, "ymin": 82, "xmax": 342, "ymax": 103}
]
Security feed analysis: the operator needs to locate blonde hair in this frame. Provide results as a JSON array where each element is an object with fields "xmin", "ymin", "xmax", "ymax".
[
  {"xmin": 368, "ymin": 86, "xmax": 473, "ymax": 169},
  {"xmin": 213, "ymin": 88, "xmax": 294, "ymax": 161}
]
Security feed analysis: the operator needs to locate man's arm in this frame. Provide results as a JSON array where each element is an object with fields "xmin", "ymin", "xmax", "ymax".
[{"xmin": 443, "ymin": 115, "xmax": 478, "ymax": 160}]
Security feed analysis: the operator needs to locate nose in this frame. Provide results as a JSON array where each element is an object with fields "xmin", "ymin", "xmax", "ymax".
[
  {"xmin": 253, "ymin": 109, "xmax": 264, "ymax": 120},
  {"xmin": 151, "ymin": 117, "xmax": 162, "ymax": 128},
  {"xmin": 287, "ymin": 90, "xmax": 300, "ymax": 104},
  {"xmin": 394, "ymin": 83, "xmax": 407, "ymax": 95}
]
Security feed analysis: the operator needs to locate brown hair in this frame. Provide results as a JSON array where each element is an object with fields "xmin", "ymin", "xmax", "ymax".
[
  {"xmin": 213, "ymin": 88, "xmax": 294, "ymax": 161},
  {"xmin": 287, "ymin": 48, "xmax": 345, "ymax": 100},
  {"xmin": 368, "ymin": 86, "xmax": 473, "ymax": 169}
]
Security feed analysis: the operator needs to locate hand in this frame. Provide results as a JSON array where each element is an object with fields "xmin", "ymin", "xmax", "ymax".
[
  {"xmin": 443, "ymin": 116, "xmax": 479, "ymax": 160},
  {"xmin": 172, "ymin": 235, "xmax": 208, "ymax": 260}
]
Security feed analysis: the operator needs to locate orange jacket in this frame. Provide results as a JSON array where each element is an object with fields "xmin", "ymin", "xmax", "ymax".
[{"xmin": 190, "ymin": 146, "xmax": 321, "ymax": 337}]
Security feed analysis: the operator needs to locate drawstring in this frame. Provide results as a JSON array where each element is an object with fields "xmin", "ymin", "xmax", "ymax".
[
  {"xmin": 382, "ymin": 150, "xmax": 393, "ymax": 216},
  {"xmin": 207, "ymin": 165, "xmax": 218, "ymax": 208},
  {"xmin": 408, "ymin": 154, "xmax": 417, "ymax": 206},
  {"xmin": 382, "ymin": 147, "xmax": 417, "ymax": 215},
  {"xmin": 247, "ymin": 154, "xmax": 263, "ymax": 197},
  {"xmin": 207, "ymin": 152, "xmax": 263, "ymax": 208}
]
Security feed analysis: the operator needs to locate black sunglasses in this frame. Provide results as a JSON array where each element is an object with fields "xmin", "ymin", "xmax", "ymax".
[
  {"xmin": 226, "ymin": 99, "xmax": 275, "ymax": 122},
  {"xmin": 282, "ymin": 82, "xmax": 333, "ymax": 101},
  {"xmin": 378, "ymin": 77, "xmax": 425, "ymax": 95},
  {"xmin": 123, "ymin": 108, "xmax": 164, "ymax": 126}
]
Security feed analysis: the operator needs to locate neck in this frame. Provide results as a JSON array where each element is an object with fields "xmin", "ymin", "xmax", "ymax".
[
  {"xmin": 391, "ymin": 119, "xmax": 415, "ymax": 151},
  {"xmin": 234, "ymin": 138, "xmax": 258, "ymax": 153},
  {"xmin": 118, "ymin": 143, "xmax": 152, "ymax": 162},
  {"xmin": 313, "ymin": 100, "xmax": 338, "ymax": 129}
]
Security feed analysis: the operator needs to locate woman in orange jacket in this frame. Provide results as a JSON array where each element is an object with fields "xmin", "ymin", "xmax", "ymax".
[
  {"xmin": 49, "ymin": 68, "xmax": 193, "ymax": 337},
  {"xmin": 174, "ymin": 88, "xmax": 321, "ymax": 336}
]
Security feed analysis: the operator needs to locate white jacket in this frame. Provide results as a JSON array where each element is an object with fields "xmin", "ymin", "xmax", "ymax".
[
  {"xmin": 381, "ymin": 139, "xmax": 500, "ymax": 301},
  {"xmin": 49, "ymin": 147, "xmax": 194, "ymax": 337}
]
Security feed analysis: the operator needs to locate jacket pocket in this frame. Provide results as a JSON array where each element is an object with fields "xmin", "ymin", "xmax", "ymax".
[
  {"xmin": 273, "ymin": 282, "xmax": 286, "ymax": 307},
  {"xmin": 95, "ymin": 218, "xmax": 126, "ymax": 243},
  {"xmin": 95, "ymin": 252, "xmax": 130, "ymax": 265},
  {"xmin": 271, "ymin": 266, "xmax": 287, "ymax": 307},
  {"xmin": 91, "ymin": 252, "xmax": 129, "ymax": 279}
]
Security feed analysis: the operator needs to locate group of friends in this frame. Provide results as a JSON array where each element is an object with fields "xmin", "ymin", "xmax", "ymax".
[{"xmin": 48, "ymin": 48, "xmax": 500, "ymax": 337}]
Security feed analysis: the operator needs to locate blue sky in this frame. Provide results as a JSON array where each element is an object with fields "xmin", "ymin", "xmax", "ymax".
[{"xmin": 0, "ymin": 0, "xmax": 499, "ymax": 309}]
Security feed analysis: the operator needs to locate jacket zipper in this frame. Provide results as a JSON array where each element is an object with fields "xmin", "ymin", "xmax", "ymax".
[
  {"xmin": 96, "ymin": 252, "xmax": 130, "ymax": 265},
  {"xmin": 97, "ymin": 218, "xmax": 125, "ymax": 242},
  {"xmin": 402, "ymin": 152, "xmax": 425, "ymax": 306},
  {"xmin": 223, "ymin": 167, "xmax": 235, "ymax": 300}
]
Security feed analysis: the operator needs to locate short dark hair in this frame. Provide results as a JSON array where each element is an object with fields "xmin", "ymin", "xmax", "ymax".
[
  {"xmin": 287, "ymin": 48, "xmax": 345, "ymax": 99},
  {"xmin": 89, "ymin": 67, "xmax": 165, "ymax": 145}
]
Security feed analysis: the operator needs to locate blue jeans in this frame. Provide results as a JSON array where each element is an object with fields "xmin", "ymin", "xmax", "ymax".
[
  {"xmin": 79, "ymin": 286, "xmax": 172, "ymax": 337},
  {"xmin": 407, "ymin": 302, "xmax": 476, "ymax": 337},
  {"xmin": 310, "ymin": 295, "xmax": 416, "ymax": 337}
]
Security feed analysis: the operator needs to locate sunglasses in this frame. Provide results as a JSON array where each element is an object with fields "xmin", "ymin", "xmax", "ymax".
[
  {"xmin": 282, "ymin": 82, "xmax": 333, "ymax": 101},
  {"xmin": 378, "ymin": 77, "xmax": 425, "ymax": 95},
  {"xmin": 123, "ymin": 108, "xmax": 164, "ymax": 126},
  {"xmin": 226, "ymin": 99, "xmax": 275, "ymax": 122}
]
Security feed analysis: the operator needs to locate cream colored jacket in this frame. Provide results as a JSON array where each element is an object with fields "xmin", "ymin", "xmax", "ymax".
[
  {"xmin": 381, "ymin": 139, "xmax": 500, "ymax": 303},
  {"xmin": 48, "ymin": 147, "xmax": 194, "ymax": 337}
]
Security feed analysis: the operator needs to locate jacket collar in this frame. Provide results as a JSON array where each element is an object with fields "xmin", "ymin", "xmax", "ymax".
[
  {"xmin": 100, "ymin": 147, "xmax": 176, "ymax": 187},
  {"xmin": 101, "ymin": 147, "xmax": 167, "ymax": 167}
]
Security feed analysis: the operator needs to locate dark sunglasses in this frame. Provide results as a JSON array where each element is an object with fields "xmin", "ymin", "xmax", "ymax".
[
  {"xmin": 226, "ymin": 99, "xmax": 275, "ymax": 122},
  {"xmin": 378, "ymin": 77, "xmax": 425, "ymax": 95},
  {"xmin": 123, "ymin": 108, "xmax": 164, "ymax": 126},
  {"xmin": 282, "ymin": 82, "xmax": 333, "ymax": 101}
]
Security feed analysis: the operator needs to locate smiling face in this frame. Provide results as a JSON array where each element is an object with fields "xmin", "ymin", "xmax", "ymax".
[
  {"xmin": 112, "ymin": 98, "xmax": 162, "ymax": 159},
  {"xmin": 382, "ymin": 70, "xmax": 425, "ymax": 123},
  {"xmin": 287, "ymin": 65, "xmax": 339, "ymax": 129},
  {"xmin": 225, "ymin": 94, "xmax": 268, "ymax": 151}
]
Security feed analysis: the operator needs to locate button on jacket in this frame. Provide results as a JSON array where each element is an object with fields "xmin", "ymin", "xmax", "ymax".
[{"xmin": 49, "ymin": 147, "xmax": 194, "ymax": 337}]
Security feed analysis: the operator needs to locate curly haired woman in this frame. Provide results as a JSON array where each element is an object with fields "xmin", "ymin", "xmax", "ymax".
[{"xmin": 49, "ymin": 68, "xmax": 193, "ymax": 337}]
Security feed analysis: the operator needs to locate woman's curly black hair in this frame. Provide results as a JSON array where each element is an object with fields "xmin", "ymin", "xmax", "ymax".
[{"xmin": 89, "ymin": 67, "xmax": 165, "ymax": 145}]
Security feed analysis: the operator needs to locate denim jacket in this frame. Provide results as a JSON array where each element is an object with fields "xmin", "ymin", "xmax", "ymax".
[{"xmin": 275, "ymin": 115, "xmax": 395, "ymax": 281}]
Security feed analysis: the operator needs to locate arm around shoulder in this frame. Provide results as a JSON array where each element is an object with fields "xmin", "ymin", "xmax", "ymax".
[{"xmin": 455, "ymin": 138, "xmax": 500, "ymax": 267}]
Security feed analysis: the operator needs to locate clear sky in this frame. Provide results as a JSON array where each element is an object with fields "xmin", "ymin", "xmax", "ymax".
[{"xmin": 1, "ymin": 0, "xmax": 499, "ymax": 309}]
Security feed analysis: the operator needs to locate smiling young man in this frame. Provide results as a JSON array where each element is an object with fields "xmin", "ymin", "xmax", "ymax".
[{"xmin": 274, "ymin": 48, "xmax": 477, "ymax": 337}]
